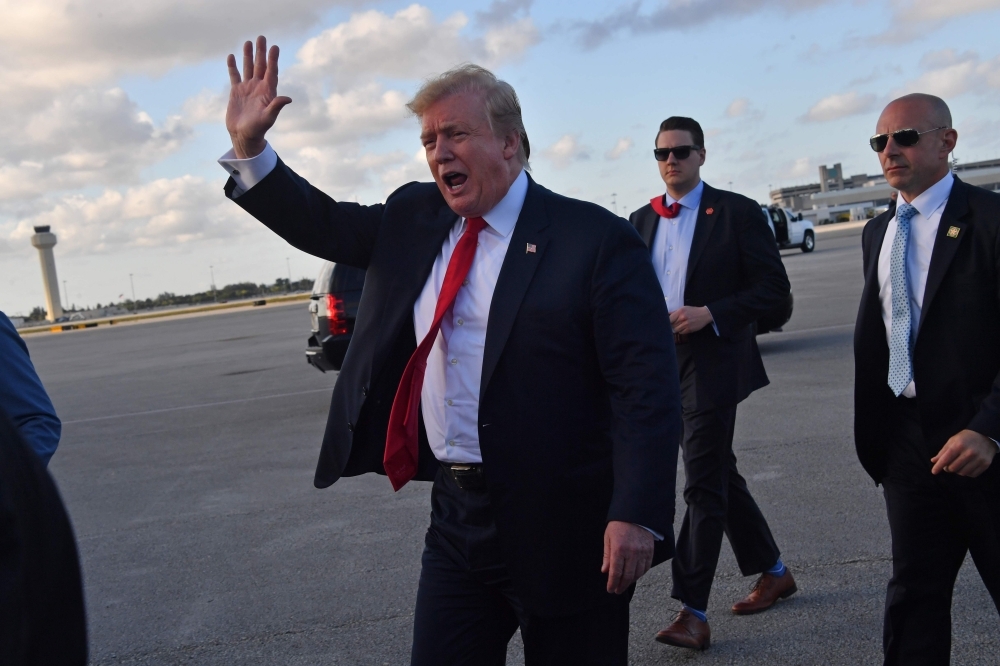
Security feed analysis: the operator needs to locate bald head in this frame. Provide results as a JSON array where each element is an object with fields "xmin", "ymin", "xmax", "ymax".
[
  {"xmin": 881, "ymin": 93, "xmax": 952, "ymax": 129},
  {"xmin": 874, "ymin": 93, "xmax": 957, "ymax": 201}
]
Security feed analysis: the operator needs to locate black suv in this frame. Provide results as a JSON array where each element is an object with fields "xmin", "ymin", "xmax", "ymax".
[{"xmin": 306, "ymin": 262, "xmax": 366, "ymax": 372}]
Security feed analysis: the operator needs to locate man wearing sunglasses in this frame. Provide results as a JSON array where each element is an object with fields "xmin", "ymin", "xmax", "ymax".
[
  {"xmin": 629, "ymin": 117, "xmax": 793, "ymax": 651},
  {"xmin": 854, "ymin": 93, "xmax": 1000, "ymax": 664}
]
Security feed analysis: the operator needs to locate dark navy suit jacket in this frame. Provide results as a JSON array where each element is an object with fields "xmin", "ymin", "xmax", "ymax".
[
  {"xmin": 630, "ymin": 184, "xmax": 790, "ymax": 408},
  {"xmin": 226, "ymin": 162, "xmax": 682, "ymax": 616},
  {"xmin": 855, "ymin": 177, "xmax": 1000, "ymax": 484}
]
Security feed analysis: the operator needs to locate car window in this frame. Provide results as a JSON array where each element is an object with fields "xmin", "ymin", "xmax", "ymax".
[
  {"xmin": 331, "ymin": 265, "xmax": 367, "ymax": 292},
  {"xmin": 313, "ymin": 262, "xmax": 336, "ymax": 295}
]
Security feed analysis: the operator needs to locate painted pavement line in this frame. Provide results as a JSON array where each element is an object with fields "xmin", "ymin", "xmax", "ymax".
[{"xmin": 62, "ymin": 387, "xmax": 332, "ymax": 425}]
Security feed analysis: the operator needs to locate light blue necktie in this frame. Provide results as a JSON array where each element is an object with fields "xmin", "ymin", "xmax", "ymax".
[{"xmin": 888, "ymin": 203, "xmax": 918, "ymax": 396}]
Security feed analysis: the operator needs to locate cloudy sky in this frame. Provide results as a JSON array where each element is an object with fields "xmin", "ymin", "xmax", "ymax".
[{"xmin": 2, "ymin": 0, "xmax": 999, "ymax": 316}]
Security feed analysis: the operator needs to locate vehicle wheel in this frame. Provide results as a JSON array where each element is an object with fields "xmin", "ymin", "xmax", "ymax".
[{"xmin": 801, "ymin": 230, "xmax": 815, "ymax": 253}]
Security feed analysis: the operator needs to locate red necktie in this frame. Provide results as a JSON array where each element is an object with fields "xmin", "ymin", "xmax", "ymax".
[
  {"xmin": 650, "ymin": 196, "xmax": 681, "ymax": 219},
  {"xmin": 383, "ymin": 216, "xmax": 488, "ymax": 491}
]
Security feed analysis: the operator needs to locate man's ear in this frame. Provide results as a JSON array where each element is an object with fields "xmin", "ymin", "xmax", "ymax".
[
  {"xmin": 503, "ymin": 131, "xmax": 520, "ymax": 160},
  {"xmin": 942, "ymin": 128, "xmax": 958, "ymax": 157}
]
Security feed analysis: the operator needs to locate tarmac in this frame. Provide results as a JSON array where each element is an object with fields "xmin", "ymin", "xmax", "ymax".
[{"xmin": 25, "ymin": 226, "xmax": 999, "ymax": 665}]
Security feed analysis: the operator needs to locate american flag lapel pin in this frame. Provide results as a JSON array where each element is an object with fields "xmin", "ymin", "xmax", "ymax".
[{"xmin": 526, "ymin": 243, "xmax": 537, "ymax": 254}]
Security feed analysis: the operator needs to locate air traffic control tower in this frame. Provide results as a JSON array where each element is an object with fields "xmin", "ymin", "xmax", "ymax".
[{"xmin": 30, "ymin": 226, "xmax": 63, "ymax": 321}]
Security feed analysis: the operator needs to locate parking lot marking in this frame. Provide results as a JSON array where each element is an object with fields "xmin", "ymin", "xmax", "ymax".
[{"xmin": 62, "ymin": 388, "xmax": 332, "ymax": 425}]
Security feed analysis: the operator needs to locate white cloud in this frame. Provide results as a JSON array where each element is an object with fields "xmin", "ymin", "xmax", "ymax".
[
  {"xmin": 605, "ymin": 138, "xmax": 633, "ymax": 160},
  {"xmin": 294, "ymin": 4, "xmax": 538, "ymax": 88},
  {"xmin": 893, "ymin": 49, "xmax": 1000, "ymax": 99},
  {"xmin": 802, "ymin": 91, "xmax": 878, "ymax": 122},
  {"xmin": 8, "ymin": 177, "xmax": 255, "ymax": 255},
  {"xmin": 891, "ymin": 0, "xmax": 1000, "ymax": 22},
  {"xmin": 273, "ymin": 84, "xmax": 412, "ymax": 150},
  {"xmin": 0, "ymin": 0, "xmax": 361, "ymax": 95},
  {"xmin": 574, "ymin": 0, "xmax": 832, "ymax": 49},
  {"xmin": 726, "ymin": 97, "xmax": 751, "ymax": 118},
  {"xmin": 0, "ymin": 2, "xmax": 542, "ymax": 215},
  {"xmin": 784, "ymin": 157, "xmax": 814, "ymax": 179},
  {"xmin": 0, "ymin": 87, "xmax": 191, "ymax": 206},
  {"xmin": 543, "ymin": 134, "xmax": 591, "ymax": 169}
]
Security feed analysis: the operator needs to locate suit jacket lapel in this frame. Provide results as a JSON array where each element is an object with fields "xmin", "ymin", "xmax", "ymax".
[
  {"xmin": 370, "ymin": 197, "xmax": 457, "ymax": 380},
  {"xmin": 634, "ymin": 206, "xmax": 660, "ymax": 252},
  {"xmin": 480, "ymin": 176, "xmax": 551, "ymax": 396},
  {"xmin": 917, "ymin": 177, "xmax": 970, "ymax": 338},
  {"xmin": 686, "ymin": 183, "xmax": 721, "ymax": 283}
]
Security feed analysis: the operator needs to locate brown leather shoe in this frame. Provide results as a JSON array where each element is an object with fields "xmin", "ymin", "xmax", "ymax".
[
  {"xmin": 731, "ymin": 570, "xmax": 798, "ymax": 615},
  {"xmin": 654, "ymin": 610, "xmax": 711, "ymax": 650}
]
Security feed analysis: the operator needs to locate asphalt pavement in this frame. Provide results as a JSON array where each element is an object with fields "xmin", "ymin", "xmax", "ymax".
[{"xmin": 26, "ymin": 228, "xmax": 999, "ymax": 665}]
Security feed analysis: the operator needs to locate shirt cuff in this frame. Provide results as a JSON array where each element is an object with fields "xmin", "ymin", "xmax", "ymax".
[
  {"xmin": 706, "ymin": 306, "xmax": 719, "ymax": 336},
  {"xmin": 218, "ymin": 142, "xmax": 278, "ymax": 197},
  {"xmin": 638, "ymin": 524, "xmax": 664, "ymax": 541}
]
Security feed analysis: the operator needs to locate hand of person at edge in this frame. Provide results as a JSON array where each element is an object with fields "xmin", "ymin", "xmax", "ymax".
[
  {"xmin": 931, "ymin": 429, "xmax": 997, "ymax": 478},
  {"xmin": 226, "ymin": 35, "xmax": 292, "ymax": 159},
  {"xmin": 602, "ymin": 521, "xmax": 654, "ymax": 594},
  {"xmin": 669, "ymin": 306, "xmax": 713, "ymax": 335}
]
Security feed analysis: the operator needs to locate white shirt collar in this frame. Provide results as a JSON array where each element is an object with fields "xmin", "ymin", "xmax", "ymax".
[
  {"xmin": 666, "ymin": 179, "xmax": 705, "ymax": 210},
  {"xmin": 476, "ymin": 169, "xmax": 528, "ymax": 238},
  {"xmin": 900, "ymin": 172, "xmax": 954, "ymax": 218}
]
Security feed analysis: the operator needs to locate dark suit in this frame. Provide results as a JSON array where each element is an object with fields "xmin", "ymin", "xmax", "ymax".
[
  {"xmin": 631, "ymin": 183, "xmax": 790, "ymax": 610},
  {"xmin": 854, "ymin": 176, "xmax": 1000, "ymax": 665},
  {"xmin": 227, "ymin": 161, "xmax": 681, "ymax": 663},
  {"xmin": 0, "ymin": 409, "xmax": 88, "ymax": 665}
]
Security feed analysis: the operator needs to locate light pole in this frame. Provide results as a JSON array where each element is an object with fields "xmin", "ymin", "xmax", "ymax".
[
  {"xmin": 129, "ymin": 273, "xmax": 136, "ymax": 314},
  {"xmin": 610, "ymin": 193, "xmax": 618, "ymax": 215},
  {"xmin": 210, "ymin": 265, "xmax": 217, "ymax": 302},
  {"xmin": 62, "ymin": 280, "xmax": 68, "ymax": 313},
  {"xmin": 286, "ymin": 257, "xmax": 292, "ymax": 293}
]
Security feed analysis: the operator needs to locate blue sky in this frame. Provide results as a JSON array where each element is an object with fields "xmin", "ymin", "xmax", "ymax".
[{"xmin": 2, "ymin": 0, "xmax": 999, "ymax": 316}]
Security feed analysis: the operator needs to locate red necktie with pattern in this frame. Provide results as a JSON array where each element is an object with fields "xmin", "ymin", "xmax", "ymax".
[
  {"xmin": 650, "ymin": 196, "xmax": 681, "ymax": 219},
  {"xmin": 383, "ymin": 216, "xmax": 488, "ymax": 491}
]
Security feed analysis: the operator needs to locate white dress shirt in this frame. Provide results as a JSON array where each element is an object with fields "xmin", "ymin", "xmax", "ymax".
[
  {"xmin": 651, "ymin": 180, "xmax": 703, "ymax": 312},
  {"xmin": 414, "ymin": 170, "xmax": 527, "ymax": 463},
  {"xmin": 876, "ymin": 172, "xmax": 954, "ymax": 398},
  {"xmin": 650, "ymin": 180, "xmax": 718, "ymax": 335}
]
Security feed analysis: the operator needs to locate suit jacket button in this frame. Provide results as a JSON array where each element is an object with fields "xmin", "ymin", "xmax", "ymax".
[
  {"xmin": 347, "ymin": 422, "xmax": 354, "ymax": 432},
  {"xmin": 362, "ymin": 386, "xmax": 368, "ymax": 397}
]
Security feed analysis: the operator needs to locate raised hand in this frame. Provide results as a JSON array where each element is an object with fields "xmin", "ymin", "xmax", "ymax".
[{"xmin": 226, "ymin": 35, "xmax": 292, "ymax": 159}]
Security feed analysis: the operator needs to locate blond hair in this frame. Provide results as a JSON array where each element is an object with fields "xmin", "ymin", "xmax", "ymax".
[{"xmin": 407, "ymin": 64, "xmax": 531, "ymax": 168}]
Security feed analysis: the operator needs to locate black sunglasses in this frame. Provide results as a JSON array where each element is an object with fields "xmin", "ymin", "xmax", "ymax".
[
  {"xmin": 869, "ymin": 127, "xmax": 947, "ymax": 152},
  {"xmin": 653, "ymin": 145, "xmax": 701, "ymax": 161}
]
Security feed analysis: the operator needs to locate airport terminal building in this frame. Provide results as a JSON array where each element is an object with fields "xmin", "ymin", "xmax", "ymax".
[{"xmin": 770, "ymin": 158, "xmax": 1000, "ymax": 224}]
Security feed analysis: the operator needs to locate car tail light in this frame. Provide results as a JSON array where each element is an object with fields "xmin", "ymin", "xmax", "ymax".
[{"xmin": 326, "ymin": 293, "xmax": 348, "ymax": 335}]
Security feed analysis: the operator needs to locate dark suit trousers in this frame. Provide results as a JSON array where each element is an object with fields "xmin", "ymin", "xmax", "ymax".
[
  {"xmin": 670, "ymin": 344, "xmax": 780, "ymax": 610},
  {"xmin": 881, "ymin": 397, "xmax": 1000, "ymax": 666},
  {"xmin": 410, "ymin": 467, "xmax": 632, "ymax": 666}
]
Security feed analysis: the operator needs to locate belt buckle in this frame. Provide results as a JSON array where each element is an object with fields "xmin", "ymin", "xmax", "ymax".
[{"xmin": 446, "ymin": 463, "xmax": 484, "ymax": 491}]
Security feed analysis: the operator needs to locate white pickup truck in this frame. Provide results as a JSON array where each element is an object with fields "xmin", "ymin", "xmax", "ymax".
[{"xmin": 761, "ymin": 205, "xmax": 815, "ymax": 253}]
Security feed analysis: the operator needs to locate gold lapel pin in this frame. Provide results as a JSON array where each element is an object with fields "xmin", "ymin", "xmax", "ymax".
[{"xmin": 947, "ymin": 226, "xmax": 960, "ymax": 239}]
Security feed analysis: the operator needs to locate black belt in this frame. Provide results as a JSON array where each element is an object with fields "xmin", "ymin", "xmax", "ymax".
[
  {"xmin": 674, "ymin": 332, "xmax": 690, "ymax": 345},
  {"xmin": 440, "ymin": 462, "xmax": 487, "ymax": 492}
]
